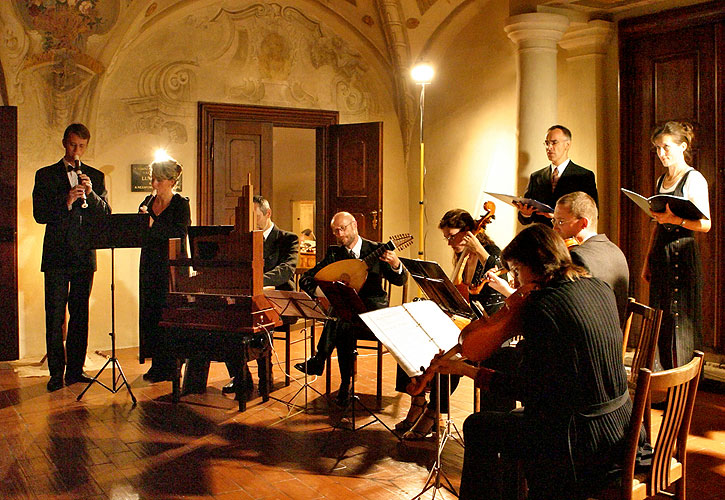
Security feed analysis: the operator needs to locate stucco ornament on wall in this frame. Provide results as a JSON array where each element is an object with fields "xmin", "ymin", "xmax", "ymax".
[
  {"xmin": 122, "ymin": 60, "xmax": 197, "ymax": 144},
  {"xmin": 14, "ymin": 0, "xmax": 118, "ymax": 127},
  {"xmin": 212, "ymin": 3, "xmax": 374, "ymax": 116}
]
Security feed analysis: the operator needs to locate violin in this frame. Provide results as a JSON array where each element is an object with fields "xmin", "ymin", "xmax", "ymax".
[
  {"xmin": 563, "ymin": 237, "xmax": 579, "ymax": 249},
  {"xmin": 405, "ymin": 282, "xmax": 537, "ymax": 396},
  {"xmin": 451, "ymin": 201, "xmax": 497, "ymax": 300}
]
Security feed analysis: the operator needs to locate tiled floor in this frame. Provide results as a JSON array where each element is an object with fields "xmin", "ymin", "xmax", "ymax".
[{"xmin": 0, "ymin": 328, "xmax": 723, "ymax": 499}]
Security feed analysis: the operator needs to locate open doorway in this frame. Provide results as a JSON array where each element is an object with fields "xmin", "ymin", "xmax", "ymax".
[{"xmin": 272, "ymin": 127, "xmax": 316, "ymax": 271}]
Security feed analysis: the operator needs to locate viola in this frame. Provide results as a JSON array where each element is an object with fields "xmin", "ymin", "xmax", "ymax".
[
  {"xmin": 452, "ymin": 201, "xmax": 497, "ymax": 300},
  {"xmin": 458, "ymin": 282, "xmax": 538, "ymax": 362},
  {"xmin": 405, "ymin": 282, "xmax": 537, "ymax": 396},
  {"xmin": 563, "ymin": 237, "xmax": 579, "ymax": 249}
]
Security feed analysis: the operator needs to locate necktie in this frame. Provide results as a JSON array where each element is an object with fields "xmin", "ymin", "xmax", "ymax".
[
  {"xmin": 551, "ymin": 167, "xmax": 560, "ymax": 192},
  {"xmin": 348, "ymin": 249, "xmax": 356, "ymax": 259}
]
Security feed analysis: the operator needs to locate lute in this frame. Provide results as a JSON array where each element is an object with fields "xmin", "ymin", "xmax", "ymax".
[{"xmin": 314, "ymin": 233, "xmax": 414, "ymax": 292}]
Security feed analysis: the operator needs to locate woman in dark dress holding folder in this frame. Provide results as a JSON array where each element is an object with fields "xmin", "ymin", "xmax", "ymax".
[
  {"xmin": 138, "ymin": 158, "xmax": 191, "ymax": 382},
  {"xmin": 643, "ymin": 121, "xmax": 710, "ymax": 369}
]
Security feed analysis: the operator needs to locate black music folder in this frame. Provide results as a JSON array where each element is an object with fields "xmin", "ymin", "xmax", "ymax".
[
  {"xmin": 315, "ymin": 280, "xmax": 368, "ymax": 323},
  {"xmin": 485, "ymin": 192, "xmax": 554, "ymax": 214},
  {"xmin": 87, "ymin": 213, "xmax": 150, "ymax": 249},
  {"xmin": 621, "ymin": 188, "xmax": 708, "ymax": 220},
  {"xmin": 399, "ymin": 257, "xmax": 477, "ymax": 319},
  {"xmin": 264, "ymin": 289, "xmax": 329, "ymax": 320}
]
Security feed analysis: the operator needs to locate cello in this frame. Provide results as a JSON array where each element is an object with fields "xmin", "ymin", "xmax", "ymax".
[{"xmin": 450, "ymin": 202, "xmax": 497, "ymax": 302}]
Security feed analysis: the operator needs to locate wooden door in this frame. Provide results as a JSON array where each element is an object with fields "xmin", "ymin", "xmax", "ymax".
[
  {"xmin": 0, "ymin": 106, "xmax": 18, "ymax": 361},
  {"xmin": 620, "ymin": 3, "xmax": 724, "ymax": 354},
  {"xmin": 211, "ymin": 120, "xmax": 272, "ymax": 225},
  {"xmin": 325, "ymin": 122, "xmax": 383, "ymax": 252}
]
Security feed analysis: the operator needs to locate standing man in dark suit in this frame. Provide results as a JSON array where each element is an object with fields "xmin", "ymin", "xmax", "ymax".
[
  {"xmin": 222, "ymin": 195, "xmax": 299, "ymax": 395},
  {"xmin": 32, "ymin": 123, "xmax": 111, "ymax": 392},
  {"xmin": 294, "ymin": 211, "xmax": 407, "ymax": 405},
  {"xmin": 516, "ymin": 125, "xmax": 598, "ymax": 226},
  {"xmin": 553, "ymin": 191, "xmax": 630, "ymax": 323}
]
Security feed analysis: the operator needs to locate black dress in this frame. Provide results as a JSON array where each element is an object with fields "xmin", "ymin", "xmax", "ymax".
[
  {"xmin": 649, "ymin": 170, "xmax": 704, "ymax": 369},
  {"xmin": 138, "ymin": 194, "xmax": 191, "ymax": 368}
]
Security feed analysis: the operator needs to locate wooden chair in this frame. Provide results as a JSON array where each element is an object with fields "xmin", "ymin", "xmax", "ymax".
[
  {"xmin": 596, "ymin": 351, "xmax": 704, "ymax": 500},
  {"xmin": 621, "ymin": 298, "xmax": 663, "ymax": 438}
]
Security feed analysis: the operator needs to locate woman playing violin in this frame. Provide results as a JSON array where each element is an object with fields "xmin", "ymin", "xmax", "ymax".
[
  {"xmin": 432, "ymin": 224, "xmax": 638, "ymax": 500},
  {"xmin": 394, "ymin": 209, "xmax": 509, "ymax": 441}
]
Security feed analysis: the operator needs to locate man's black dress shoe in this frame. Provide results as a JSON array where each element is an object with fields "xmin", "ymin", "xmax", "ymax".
[
  {"xmin": 64, "ymin": 372, "xmax": 93, "ymax": 385},
  {"xmin": 142, "ymin": 367, "xmax": 159, "ymax": 381},
  {"xmin": 334, "ymin": 389, "xmax": 351, "ymax": 407},
  {"xmin": 145, "ymin": 370, "xmax": 174, "ymax": 383},
  {"xmin": 221, "ymin": 379, "xmax": 236, "ymax": 394},
  {"xmin": 47, "ymin": 376, "xmax": 63, "ymax": 392},
  {"xmin": 293, "ymin": 357, "xmax": 324, "ymax": 376},
  {"xmin": 221, "ymin": 378, "xmax": 254, "ymax": 396}
]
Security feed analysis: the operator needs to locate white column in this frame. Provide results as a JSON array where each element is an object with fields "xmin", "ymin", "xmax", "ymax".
[
  {"xmin": 558, "ymin": 20, "xmax": 615, "ymax": 233},
  {"xmin": 504, "ymin": 13, "xmax": 570, "ymax": 185}
]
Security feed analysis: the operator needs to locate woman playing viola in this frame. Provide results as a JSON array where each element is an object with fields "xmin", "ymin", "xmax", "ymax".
[
  {"xmin": 394, "ymin": 209, "xmax": 509, "ymax": 441},
  {"xmin": 431, "ymin": 224, "xmax": 638, "ymax": 499}
]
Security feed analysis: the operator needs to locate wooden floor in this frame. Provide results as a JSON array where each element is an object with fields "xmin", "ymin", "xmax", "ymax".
[{"xmin": 1, "ymin": 330, "xmax": 724, "ymax": 500}]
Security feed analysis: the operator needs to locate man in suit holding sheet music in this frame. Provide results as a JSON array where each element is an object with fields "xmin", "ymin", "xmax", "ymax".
[
  {"xmin": 294, "ymin": 212, "xmax": 407, "ymax": 405},
  {"xmin": 516, "ymin": 125, "xmax": 598, "ymax": 226}
]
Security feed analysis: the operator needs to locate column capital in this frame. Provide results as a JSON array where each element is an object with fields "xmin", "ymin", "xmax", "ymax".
[
  {"xmin": 559, "ymin": 20, "xmax": 614, "ymax": 58},
  {"xmin": 504, "ymin": 13, "xmax": 570, "ymax": 50}
]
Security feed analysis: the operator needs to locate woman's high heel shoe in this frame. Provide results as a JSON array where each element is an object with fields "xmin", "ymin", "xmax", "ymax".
[
  {"xmin": 395, "ymin": 396, "xmax": 427, "ymax": 433},
  {"xmin": 402, "ymin": 408, "xmax": 439, "ymax": 441}
]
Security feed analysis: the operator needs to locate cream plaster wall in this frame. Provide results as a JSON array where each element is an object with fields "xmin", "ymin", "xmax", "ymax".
[
  {"xmin": 410, "ymin": 0, "xmax": 519, "ymax": 278},
  {"xmin": 11, "ymin": 1, "xmax": 409, "ymax": 360}
]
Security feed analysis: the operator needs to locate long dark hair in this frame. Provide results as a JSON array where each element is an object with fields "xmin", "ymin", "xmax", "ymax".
[
  {"xmin": 439, "ymin": 209, "xmax": 494, "ymax": 248},
  {"xmin": 502, "ymin": 224, "xmax": 588, "ymax": 285}
]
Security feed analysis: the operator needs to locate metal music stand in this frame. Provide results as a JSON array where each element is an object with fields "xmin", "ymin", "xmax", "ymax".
[
  {"xmin": 399, "ymin": 258, "xmax": 475, "ymax": 499},
  {"xmin": 316, "ymin": 280, "xmax": 397, "ymax": 436},
  {"xmin": 77, "ymin": 213, "xmax": 150, "ymax": 404},
  {"xmin": 264, "ymin": 289, "xmax": 329, "ymax": 415}
]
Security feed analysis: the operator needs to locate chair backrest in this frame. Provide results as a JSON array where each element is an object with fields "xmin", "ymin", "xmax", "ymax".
[
  {"xmin": 622, "ymin": 298, "xmax": 663, "ymax": 380},
  {"xmin": 619, "ymin": 351, "xmax": 704, "ymax": 500}
]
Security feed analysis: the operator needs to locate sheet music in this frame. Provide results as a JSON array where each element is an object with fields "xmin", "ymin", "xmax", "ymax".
[{"xmin": 360, "ymin": 300, "xmax": 460, "ymax": 377}]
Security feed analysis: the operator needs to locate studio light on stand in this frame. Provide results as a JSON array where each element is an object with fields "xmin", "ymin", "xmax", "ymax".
[{"xmin": 411, "ymin": 63, "xmax": 434, "ymax": 262}]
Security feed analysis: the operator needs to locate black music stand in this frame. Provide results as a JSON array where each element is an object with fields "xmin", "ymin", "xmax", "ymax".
[
  {"xmin": 399, "ymin": 258, "xmax": 469, "ymax": 498},
  {"xmin": 77, "ymin": 213, "xmax": 150, "ymax": 404},
  {"xmin": 264, "ymin": 289, "xmax": 329, "ymax": 415},
  {"xmin": 316, "ymin": 280, "xmax": 397, "ymax": 436}
]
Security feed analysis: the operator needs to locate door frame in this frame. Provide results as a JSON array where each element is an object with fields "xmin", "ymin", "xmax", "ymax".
[{"xmin": 197, "ymin": 103, "xmax": 339, "ymax": 238}]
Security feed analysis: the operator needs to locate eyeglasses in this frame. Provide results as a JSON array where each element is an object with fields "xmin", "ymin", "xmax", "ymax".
[
  {"xmin": 543, "ymin": 140, "xmax": 569, "ymax": 147},
  {"xmin": 331, "ymin": 221, "xmax": 354, "ymax": 234},
  {"xmin": 443, "ymin": 230, "xmax": 461, "ymax": 242},
  {"xmin": 552, "ymin": 217, "xmax": 579, "ymax": 226}
]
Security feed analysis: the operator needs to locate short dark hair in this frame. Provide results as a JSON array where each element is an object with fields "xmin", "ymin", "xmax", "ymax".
[
  {"xmin": 547, "ymin": 125, "xmax": 571, "ymax": 141},
  {"xmin": 502, "ymin": 224, "xmax": 588, "ymax": 285},
  {"xmin": 253, "ymin": 195, "xmax": 270, "ymax": 212},
  {"xmin": 63, "ymin": 123, "xmax": 91, "ymax": 142}
]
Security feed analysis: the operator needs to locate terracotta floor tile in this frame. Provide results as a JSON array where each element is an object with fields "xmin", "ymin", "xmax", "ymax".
[{"xmin": 2, "ymin": 346, "xmax": 724, "ymax": 499}]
